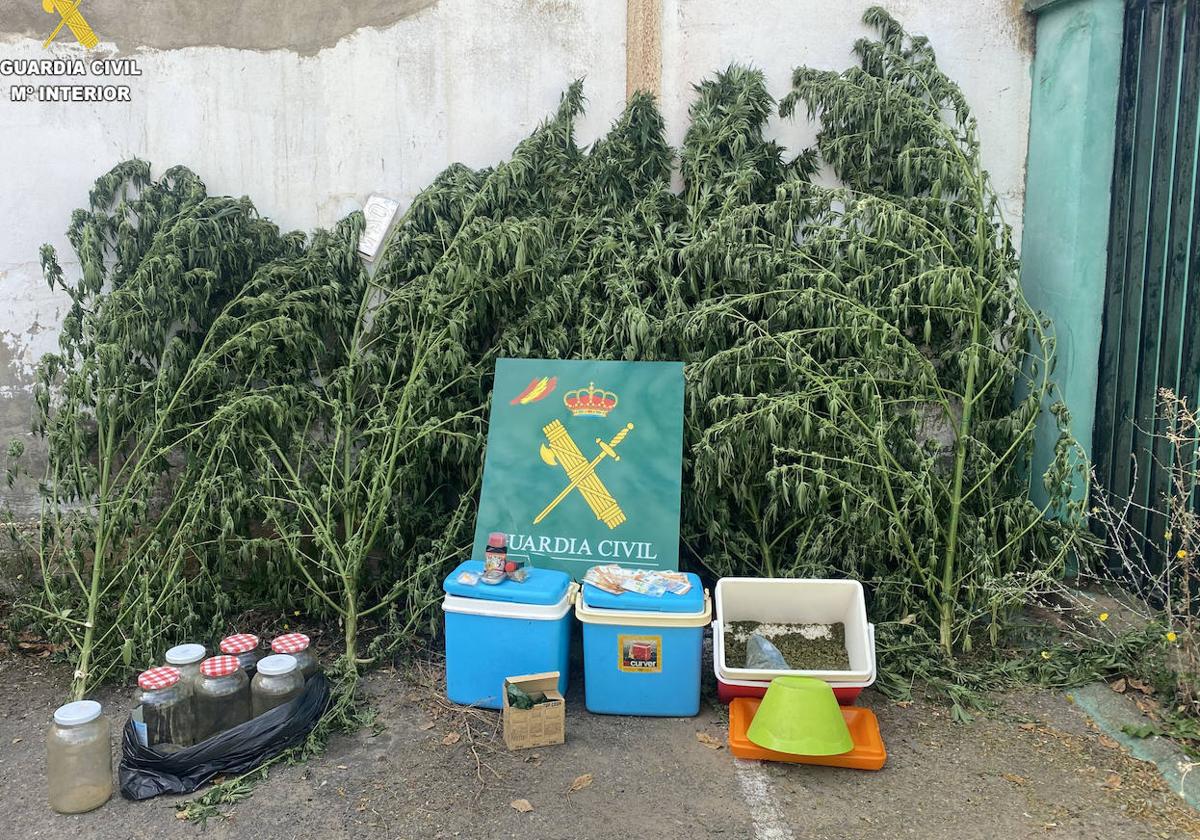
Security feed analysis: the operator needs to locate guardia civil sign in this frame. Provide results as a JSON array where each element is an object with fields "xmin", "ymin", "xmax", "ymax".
[{"xmin": 472, "ymin": 358, "xmax": 684, "ymax": 579}]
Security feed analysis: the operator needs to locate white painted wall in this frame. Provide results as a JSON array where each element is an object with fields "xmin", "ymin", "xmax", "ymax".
[
  {"xmin": 0, "ymin": 0, "xmax": 627, "ymax": 388},
  {"xmin": 0, "ymin": 0, "xmax": 1033, "ymax": 513}
]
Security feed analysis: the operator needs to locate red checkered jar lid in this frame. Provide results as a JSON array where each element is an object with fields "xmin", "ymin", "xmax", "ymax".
[
  {"xmin": 138, "ymin": 665, "xmax": 181, "ymax": 691},
  {"xmin": 199, "ymin": 655, "xmax": 242, "ymax": 678},
  {"xmin": 271, "ymin": 633, "xmax": 310, "ymax": 654},
  {"xmin": 219, "ymin": 633, "xmax": 260, "ymax": 655}
]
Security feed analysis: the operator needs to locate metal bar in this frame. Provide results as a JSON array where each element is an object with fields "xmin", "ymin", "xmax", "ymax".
[
  {"xmin": 1176, "ymin": 0, "xmax": 1200, "ymax": 522},
  {"xmin": 1135, "ymin": 0, "xmax": 1188, "ymax": 567},
  {"xmin": 1144, "ymin": 0, "xmax": 1200, "ymax": 561},
  {"xmin": 1109, "ymin": 0, "xmax": 1167, "ymax": 553},
  {"xmin": 1095, "ymin": 0, "xmax": 1148, "ymax": 528}
]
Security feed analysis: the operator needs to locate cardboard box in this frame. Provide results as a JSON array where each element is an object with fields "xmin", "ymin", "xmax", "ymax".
[{"xmin": 502, "ymin": 672, "xmax": 565, "ymax": 751}]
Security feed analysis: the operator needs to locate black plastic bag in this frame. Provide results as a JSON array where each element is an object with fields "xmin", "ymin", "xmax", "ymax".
[{"xmin": 119, "ymin": 673, "xmax": 330, "ymax": 800}]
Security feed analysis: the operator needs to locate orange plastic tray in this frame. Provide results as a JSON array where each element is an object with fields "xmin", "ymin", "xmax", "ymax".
[{"xmin": 728, "ymin": 697, "xmax": 886, "ymax": 770}]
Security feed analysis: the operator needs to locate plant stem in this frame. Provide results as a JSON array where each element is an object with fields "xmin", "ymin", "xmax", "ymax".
[
  {"xmin": 73, "ymin": 394, "xmax": 116, "ymax": 699},
  {"xmin": 938, "ymin": 209, "xmax": 988, "ymax": 655}
]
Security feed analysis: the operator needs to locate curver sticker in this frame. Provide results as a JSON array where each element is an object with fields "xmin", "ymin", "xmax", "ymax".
[{"xmin": 618, "ymin": 634, "xmax": 662, "ymax": 673}]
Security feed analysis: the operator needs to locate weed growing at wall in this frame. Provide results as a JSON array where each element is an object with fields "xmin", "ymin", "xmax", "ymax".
[{"xmin": 1086, "ymin": 389, "xmax": 1200, "ymax": 727}]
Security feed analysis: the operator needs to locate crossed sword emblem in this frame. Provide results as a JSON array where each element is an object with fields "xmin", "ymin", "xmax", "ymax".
[{"xmin": 535, "ymin": 420, "xmax": 634, "ymax": 528}]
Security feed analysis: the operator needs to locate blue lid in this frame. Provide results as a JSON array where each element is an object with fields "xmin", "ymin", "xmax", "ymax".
[
  {"xmin": 443, "ymin": 560, "xmax": 571, "ymax": 606},
  {"xmin": 581, "ymin": 572, "xmax": 705, "ymax": 613}
]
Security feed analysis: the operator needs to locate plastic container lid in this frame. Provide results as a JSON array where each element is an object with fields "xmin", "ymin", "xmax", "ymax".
[
  {"xmin": 53, "ymin": 700, "xmax": 102, "ymax": 727},
  {"xmin": 256, "ymin": 654, "xmax": 298, "ymax": 676},
  {"xmin": 219, "ymin": 633, "xmax": 260, "ymax": 655},
  {"xmin": 138, "ymin": 665, "xmax": 181, "ymax": 691},
  {"xmin": 581, "ymin": 572, "xmax": 705, "ymax": 614},
  {"xmin": 271, "ymin": 633, "xmax": 310, "ymax": 654},
  {"xmin": 165, "ymin": 643, "xmax": 206, "ymax": 666},
  {"xmin": 487, "ymin": 532, "xmax": 506, "ymax": 549},
  {"xmin": 442, "ymin": 560, "xmax": 571, "ymax": 607},
  {"xmin": 200, "ymin": 655, "xmax": 242, "ymax": 678}
]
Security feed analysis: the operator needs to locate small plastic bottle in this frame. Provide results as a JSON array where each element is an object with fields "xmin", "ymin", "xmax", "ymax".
[
  {"xmin": 484, "ymin": 532, "xmax": 507, "ymax": 572},
  {"xmin": 270, "ymin": 633, "xmax": 319, "ymax": 680},
  {"xmin": 251, "ymin": 654, "xmax": 304, "ymax": 717},
  {"xmin": 135, "ymin": 665, "xmax": 195, "ymax": 749},
  {"xmin": 46, "ymin": 700, "xmax": 112, "ymax": 814},
  {"xmin": 164, "ymin": 643, "xmax": 206, "ymax": 691},
  {"xmin": 219, "ymin": 633, "xmax": 263, "ymax": 677},
  {"xmin": 194, "ymin": 655, "xmax": 251, "ymax": 741}
]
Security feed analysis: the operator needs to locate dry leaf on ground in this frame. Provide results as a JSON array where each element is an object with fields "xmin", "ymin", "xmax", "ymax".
[
  {"xmin": 696, "ymin": 732, "xmax": 724, "ymax": 750},
  {"xmin": 1111, "ymin": 678, "xmax": 1127, "ymax": 694},
  {"xmin": 1103, "ymin": 772, "xmax": 1123, "ymax": 790},
  {"xmin": 569, "ymin": 773, "xmax": 593, "ymax": 793},
  {"xmin": 511, "ymin": 799, "xmax": 534, "ymax": 813},
  {"xmin": 1002, "ymin": 773, "xmax": 1028, "ymax": 786},
  {"xmin": 442, "ymin": 732, "xmax": 461, "ymax": 746},
  {"xmin": 1097, "ymin": 734, "xmax": 1121, "ymax": 750},
  {"xmin": 1134, "ymin": 696, "xmax": 1159, "ymax": 720},
  {"xmin": 1018, "ymin": 722, "xmax": 1036, "ymax": 732},
  {"xmin": 418, "ymin": 721, "xmax": 435, "ymax": 731}
]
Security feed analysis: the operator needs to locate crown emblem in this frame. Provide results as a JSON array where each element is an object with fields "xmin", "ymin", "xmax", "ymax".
[{"xmin": 564, "ymin": 382, "xmax": 618, "ymax": 418}]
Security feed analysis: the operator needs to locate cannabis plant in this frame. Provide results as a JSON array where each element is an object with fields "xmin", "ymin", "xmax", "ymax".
[
  {"xmin": 681, "ymin": 8, "xmax": 1087, "ymax": 653},
  {"xmin": 28, "ymin": 161, "xmax": 300, "ymax": 697}
]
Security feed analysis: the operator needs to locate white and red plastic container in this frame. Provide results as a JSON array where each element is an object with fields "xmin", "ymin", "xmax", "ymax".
[
  {"xmin": 714, "ymin": 622, "xmax": 876, "ymax": 704},
  {"xmin": 713, "ymin": 577, "xmax": 876, "ymax": 705}
]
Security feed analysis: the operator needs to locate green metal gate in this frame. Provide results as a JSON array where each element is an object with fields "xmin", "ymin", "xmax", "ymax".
[{"xmin": 1094, "ymin": 0, "xmax": 1200, "ymax": 563}]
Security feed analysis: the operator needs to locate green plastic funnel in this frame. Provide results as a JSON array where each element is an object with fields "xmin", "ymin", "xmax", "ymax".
[{"xmin": 746, "ymin": 676, "xmax": 853, "ymax": 755}]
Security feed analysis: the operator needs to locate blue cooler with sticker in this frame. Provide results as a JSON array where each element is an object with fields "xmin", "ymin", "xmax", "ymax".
[
  {"xmin": 442, "ymin": 560, "xmax": 575, "ymax": 709},
  {"xmin": 575, "ymin": 573, "xmax": 710, "ymax": 716}
]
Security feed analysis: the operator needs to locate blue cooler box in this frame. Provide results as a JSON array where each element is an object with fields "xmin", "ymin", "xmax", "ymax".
[
  {"xmin": 575, "ymin": 574, "xmax": 710, "ymax": 716},
  {"xmin": 442, "ymin": 561, "xmax": 574, "ymax": 709}
]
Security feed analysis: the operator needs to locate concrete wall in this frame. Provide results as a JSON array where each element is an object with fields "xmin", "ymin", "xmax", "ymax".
[{"xmin": 0, "ymin": 0, "xmax": 1035, "ymax": 516}]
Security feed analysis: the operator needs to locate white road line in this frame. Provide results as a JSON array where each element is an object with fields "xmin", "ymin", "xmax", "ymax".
[{"xmin": 733, "ymin": 758, "xmax": 796, "ymax": 840}]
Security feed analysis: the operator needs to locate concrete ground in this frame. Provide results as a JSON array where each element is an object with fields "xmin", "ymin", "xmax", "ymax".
[{"xmin": 2, "ymin": 646, "xmax": 1199, "ymax": 840}]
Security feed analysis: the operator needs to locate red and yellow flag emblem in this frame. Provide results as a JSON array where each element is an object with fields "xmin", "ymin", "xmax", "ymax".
[{"xmin": 510, "ymin": 376, "xmax": 556, "ymax": 405}]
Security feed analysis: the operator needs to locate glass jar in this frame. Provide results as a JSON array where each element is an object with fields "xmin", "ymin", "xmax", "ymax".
[
  {"xmin": 194, "ymin": 655, "xmax": 251, "ymax": 741},
  {"xmin": 484, "ymin": 531, "xmax": 507, "ymax": 573},
  {"xmin": 251, "ymin": 654, "xmax": 304, "ymax": 717},
  {"xmin": 164, "ymin": 643, "xmax": 207, "ymax": 692},
  {"xmin": 270, "ymin": 633, "xmax": 318, "ymax": 680},
  {"xmin": 219, "ymin": 633, "xmax": 262, "ymax": 677},
  {"xmin": 135, "ymin": 666, "xmax": 195, "ymax": 749},
  {"xmin": 46, "ymin": 700, "xmax": 112, "ymax": 814}
]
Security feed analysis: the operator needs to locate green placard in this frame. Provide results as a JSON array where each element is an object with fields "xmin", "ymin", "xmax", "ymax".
[{"xmin": 472, "ymin": 358, "xmax": 684, "ymax": 579}]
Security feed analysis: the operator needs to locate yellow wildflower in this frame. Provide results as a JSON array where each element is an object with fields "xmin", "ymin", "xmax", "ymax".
[
  {"xmin": 1040, "ymin": 650, "xmax": 1051, "ymax": 660},
  {"xmin": 1166, "ymin": 631, "xmax": 1178, "ymax": 643},
  {"xmin": 1099, "ymin": 612, "xmax": 1109, "ymax": 622},
  {"xmin": 1177, "ymin": 549, "xmax": 1189, "ymax": 560}
]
